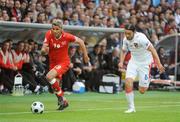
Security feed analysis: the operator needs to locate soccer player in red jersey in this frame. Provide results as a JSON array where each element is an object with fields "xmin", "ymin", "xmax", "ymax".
[{"xmin": 41, "ymin": 19, "xmax": 89, "ymax": 111}]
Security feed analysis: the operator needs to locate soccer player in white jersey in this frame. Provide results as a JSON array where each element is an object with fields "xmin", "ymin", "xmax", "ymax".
[{"xmin": 118, "ymin": 24, "xmax": 165, "ymax": 113}]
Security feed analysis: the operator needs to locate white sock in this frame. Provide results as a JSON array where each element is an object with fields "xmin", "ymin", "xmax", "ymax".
[
  {"xmin": 125, "ymin": 91, "xmax": 135, "ymax": 109},
  {"xmin": 0, "ymin": 85, "xmax": 4, "ymax": 91},
  {"xmin": 34, "ymin": 85, "xmax": 40, "ymax": 92}
]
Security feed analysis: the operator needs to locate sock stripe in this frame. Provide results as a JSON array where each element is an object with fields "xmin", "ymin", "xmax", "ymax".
[
  {"xmin": 49, "ymin": 78, "xmax": 56, "ymax": 85},
  {"xmin": 56, "ymin": 90, "xmax": 64, "ymax": 96}
]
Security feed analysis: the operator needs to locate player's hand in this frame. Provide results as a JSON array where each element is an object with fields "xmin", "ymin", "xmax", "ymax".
[
  {"xmin": 41, "ymin": 46, "xmax": 49, "ymax": 55},
  {"xmin": 41, "ymin": 49, "xmax": 47, "ymax": 55},
  {"xmin": 118, "ymin": 62, "xmax": 125, "ymax": 72},
  {"xmin": 157, "ymin": 64, "xmax": 165, "ymax": 74},
  {"xmin": 69, "ymin": 63, "xmax": 74, "ymax": 68},
  {"xmin": 12, "ymin": 66, "xmax": 17, "ymax": 71},
  {"xmin": 118, "ymin": 62, "xmax": 123, "ymax": 69},
  {"xmin": 83, "ymin": 54, "xmax": 89, "ymax": 64}
]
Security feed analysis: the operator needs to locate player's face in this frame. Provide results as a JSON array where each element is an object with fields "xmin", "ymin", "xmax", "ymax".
[
  {"xmin": 2, "ymin": 42, "xmax": 9, "ymax": 51},
  {"xmin": 125, "ymin": 29, "xmax": 134, "ymax": 40},
  {"xmin": 51, "ymin": 25, "xmax": 62, "ymax": 38}
]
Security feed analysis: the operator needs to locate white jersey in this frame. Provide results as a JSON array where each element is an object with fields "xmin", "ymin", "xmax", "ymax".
[{"xmin": 122, "ymin": 32, "xmax": 153, "ymax": 64}]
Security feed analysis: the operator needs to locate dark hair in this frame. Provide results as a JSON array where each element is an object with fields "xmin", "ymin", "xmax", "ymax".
[
  {"xmin": 94, "ymin": 44, "xmax": 100, "ymax": 49},
  {"xmin": 17, "ymin": 40, "xmax": 24, "ymax": 45},
  {"xmin": 124, "ymin": 24, "xmax": 136, "ymax": 32},
  {"xmin": 27, "ymin": 39, "xmax": 34, "ymax": 43},
  {"xmin": 2, "ymin": 39, "xmax": 10, "ymax": 45},
  {"xmin": 4, "ymin": 38, "xmax": 13, "ymax": 42}
]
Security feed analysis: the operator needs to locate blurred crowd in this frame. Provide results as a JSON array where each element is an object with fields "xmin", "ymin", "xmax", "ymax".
[
  {"xmin": 0, "ymin": 37, "xmax": 179, "ymax": 94},
  {"xmin": 0, "ymin": 0, "xmax": 180, "ymax": 41},
  {"xmin": 0, "ymin": 0, "xmax": 180, "ymax": 94},
  {"xmin": 0, "ymin": 38, "xmax": 122, "ymax": 94}
]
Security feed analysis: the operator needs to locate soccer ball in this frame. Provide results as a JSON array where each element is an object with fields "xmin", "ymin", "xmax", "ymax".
[{"xmin": 31, "ymin": 101, "xmax": 44, "ymax": 114}]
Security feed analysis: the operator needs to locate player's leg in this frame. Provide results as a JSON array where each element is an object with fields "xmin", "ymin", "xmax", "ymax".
[
  {"xmin": 138, "ymin": 64, "xmax": 151, "ymax": 94},
  {"xmin": 124, "ymin": 78, "xmax": 136, "ymax": 113},
  {"xmin": 46, "ymin": 68, "xmax": 61, "ymax": 93},
  {"xmin": 55, "ymin": 78, "xmax": 68, "ymax": 111},
  {"xmin": 124, "ymin": 62, "xmax": 137, "ymax": 113},
  {"xmin": 52, "ymin": 63, "xmax": 70, "ymax": 111}
]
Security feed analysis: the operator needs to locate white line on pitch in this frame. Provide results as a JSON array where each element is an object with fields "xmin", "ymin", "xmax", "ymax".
[
  {"xmin": 72, "ymin": 99, "xmax": 180, "ymax": 104},
  {"xmin": 0, "ymin": 104, "xmax": 180, "ymax": 115}
]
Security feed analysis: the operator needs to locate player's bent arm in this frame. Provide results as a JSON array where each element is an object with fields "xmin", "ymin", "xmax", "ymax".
[
  {"xmin": 147, "ymin": 44, "xmax": 165, "ymax": 73},
  {"xmin": 147, "ymin": 44, "xmax": 161, "ymax": 65},
  {"xmin": 74, "ymin": 37, "xmax": 89, "ymax": 63},
  {"xmin": 41, "ymin": 43, "xmax": 49, "ymax": 55},
  {"xmin": 119, "ymin": 49, "xmax": 127, "ymax": 64},
  {"xmin": 118, "ymin": 49, "xmax": 127, "ymax": 69}
]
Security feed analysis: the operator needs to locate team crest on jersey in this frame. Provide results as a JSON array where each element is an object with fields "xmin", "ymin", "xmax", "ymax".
[
  {"xmin": 134, "ymin": 43, "xmax": 138, "ymax": 48},
  {"xmin": 61, "ymin": 41, "xmax": 66, "ymax": 45}
]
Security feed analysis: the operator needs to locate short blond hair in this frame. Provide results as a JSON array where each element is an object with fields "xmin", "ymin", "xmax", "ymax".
[{"xmin": 52, "ymin": 19, "xmax": 63, "ymax": 28}]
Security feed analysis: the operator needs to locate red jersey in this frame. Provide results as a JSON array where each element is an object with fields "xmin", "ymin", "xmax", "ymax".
[{"xmin": 43, "ymin": 30, "xmax": 76, "ymax": 65}]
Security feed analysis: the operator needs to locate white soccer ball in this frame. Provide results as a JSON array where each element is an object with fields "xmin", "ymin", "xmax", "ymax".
[{"xmin": 31, "ymin": 101, "xmax": 44, "ymax": 114}]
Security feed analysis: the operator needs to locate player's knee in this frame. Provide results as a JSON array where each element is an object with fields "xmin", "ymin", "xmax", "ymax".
[
  {"xmin": 125, "ymin": 88, "xmax": 133, "ymax": 93},
  {"xmin": 46, "ymin": 74, "xmax": 53, "ymax": 82},
  {"xmin": 139, "ymin": 88, "xmax": 147, "ymax": 94},
  {"xmin": 125, "ymin": 81, "xmax": 133, "ymax": 93},
  {"xmin": 139, "ymin": 89, "xmax": 145, "ymax": 94}
]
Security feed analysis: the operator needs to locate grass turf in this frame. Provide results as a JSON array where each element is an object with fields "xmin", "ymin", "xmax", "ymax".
[{"xmin": 0, "ymin": 91, "xmax": 180, "ymax": 122}]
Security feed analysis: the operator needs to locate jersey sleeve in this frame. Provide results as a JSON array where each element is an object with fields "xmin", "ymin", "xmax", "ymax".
[
  {"xmin": 65, "ymin": 33, "xmax": 76, "ymax": 42},
  {"xmin": 140, "ymin": 33, "xmax": 152, "ymax": 49},
  {"xmin": 43, "ymin": 31, "xmax": 50, "ymax": 46}
]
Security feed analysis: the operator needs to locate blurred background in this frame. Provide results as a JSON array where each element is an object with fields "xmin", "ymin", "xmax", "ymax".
[{"xmin": 0, "ymin": 0, "xmax": 180, "ymax": 95}]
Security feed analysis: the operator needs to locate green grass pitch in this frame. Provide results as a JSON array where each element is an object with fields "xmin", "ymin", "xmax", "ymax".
[{"xmin": 0, "ymin": 91, "xmax": 180, "ymax": 122}]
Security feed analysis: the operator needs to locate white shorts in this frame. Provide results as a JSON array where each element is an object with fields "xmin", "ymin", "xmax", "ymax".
[{"xmin": 126, "ymin": 61, "xmax": 152, "ymax": 87}]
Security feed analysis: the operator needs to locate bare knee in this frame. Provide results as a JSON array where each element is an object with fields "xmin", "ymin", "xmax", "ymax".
[
  {"xmin": 46, "ymin": 69, "xmax": 58, "ymax": 81},
  {"xmin": 46, "ymin": 74, "xmax": 53, "ymax": 81},
  {"xmin": 139, "ymin": 89, "xmax": 145, "ymax": 94},
  {"xmin": 139, "ymin": 87, "xmax": 148, "ymax": 94},
  {"xmin": 125, "ymin": 78, "xmax": 133, "ymax": 93}
]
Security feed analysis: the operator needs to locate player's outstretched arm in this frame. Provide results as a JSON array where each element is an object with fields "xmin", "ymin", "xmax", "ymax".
[
  {"xmin": 74, "ymin": 37, "xmax": 89, "ymax": 63},
  {"xmin": 148, "ymin": 44, "xmax": 165, "ymax": 73}
]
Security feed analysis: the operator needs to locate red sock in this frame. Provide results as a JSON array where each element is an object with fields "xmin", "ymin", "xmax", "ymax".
[{"xmin": 49, "ymin": 79, "xmax": 64, "ymax": 96}]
